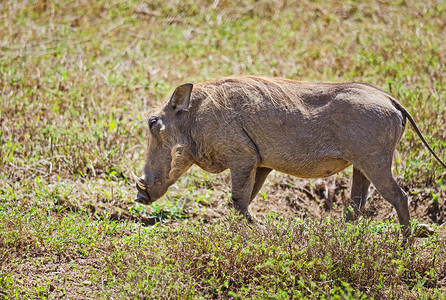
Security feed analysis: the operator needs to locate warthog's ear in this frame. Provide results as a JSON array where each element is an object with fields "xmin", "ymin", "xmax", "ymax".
[{"xmin": 169, "ymin": 83, "xmax": 193, "ymax": 111}]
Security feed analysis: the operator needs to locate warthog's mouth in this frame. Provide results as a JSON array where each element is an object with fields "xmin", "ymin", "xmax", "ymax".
[
  {"xmin": 131, "ymin": 172, "xmax": 151, "ymax": 205},
  {"xmin": 135, "ymin": 183, "xmax": 151, "ymax": 205}
]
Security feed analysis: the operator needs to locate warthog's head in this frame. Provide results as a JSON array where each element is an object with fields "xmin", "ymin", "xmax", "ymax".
[{"xmin": 132, "ymin": 83, "xmax": 195, "ymax": 205}]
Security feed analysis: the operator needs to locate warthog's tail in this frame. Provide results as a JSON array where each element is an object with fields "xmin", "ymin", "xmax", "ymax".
[{"xmin": 389, "ymin": 96, "xmax": 446, "ymax": 169}]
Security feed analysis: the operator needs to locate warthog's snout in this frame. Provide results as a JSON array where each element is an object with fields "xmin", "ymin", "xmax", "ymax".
[
  {"xmin": 131, "ymin": 172, "xmax": 150, "ymax": 204},
  {"xmin": 135, "ymin": 184, "xmax": 150, "ymax": 204}
]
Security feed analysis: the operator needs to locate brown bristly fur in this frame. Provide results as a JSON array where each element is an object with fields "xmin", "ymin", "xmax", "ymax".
[{"xmin": 136, "ymin": 76, "xmax": 446, "ymax": 238}]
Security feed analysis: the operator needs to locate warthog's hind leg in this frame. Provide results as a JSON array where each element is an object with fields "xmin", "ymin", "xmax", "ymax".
[
  {"xmin": 346, "ymin": 166, "xmax": 371, "ymax": 221},
  {"xmin": 250, "ymin": 167, "xmax": 272, "ymax": 201},
  {"xmin": 357, "ymin": 159, "xmax": 411, "ymax": 238}
]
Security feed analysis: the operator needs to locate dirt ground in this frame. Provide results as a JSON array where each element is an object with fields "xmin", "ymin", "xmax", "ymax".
[
  {"xmin": 198, "ymin": 171, "xmax": 446, "ymax": 226},
  {"xmin": 257, "ymin": 173, "xmax": 445, "ymax": 225}
]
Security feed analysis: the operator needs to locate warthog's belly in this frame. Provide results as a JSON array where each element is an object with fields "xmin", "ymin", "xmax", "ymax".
[{"xmin": 264, "ymin": 156, "xmax": 351, "ymax": 178}]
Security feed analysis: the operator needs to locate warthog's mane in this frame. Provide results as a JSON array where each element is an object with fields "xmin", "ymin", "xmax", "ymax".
[{"xmin": 191, "ymin": 76, "xmax": 307, "ymax": 110}]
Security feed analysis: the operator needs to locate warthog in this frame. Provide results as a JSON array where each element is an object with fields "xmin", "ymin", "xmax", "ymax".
[{"xmin": 132, "ymin": 76, "xmax": 446, "ymax": 236}]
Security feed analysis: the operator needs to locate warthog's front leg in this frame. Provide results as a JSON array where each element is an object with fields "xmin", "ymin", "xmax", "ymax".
[{"xmin": 230, "ymin": 165, "xmax": 259, "ymax": 220}]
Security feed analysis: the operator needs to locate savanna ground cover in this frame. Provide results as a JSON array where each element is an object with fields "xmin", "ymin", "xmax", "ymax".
[{"xmin": 1, "ymin": 0, "xmax": 446, "ymax": 298}]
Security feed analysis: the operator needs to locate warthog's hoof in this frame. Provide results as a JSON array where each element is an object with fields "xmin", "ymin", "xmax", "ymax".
[{"xmin": 413, "ymin": 224, "xmax": 435, "ymax": 238}]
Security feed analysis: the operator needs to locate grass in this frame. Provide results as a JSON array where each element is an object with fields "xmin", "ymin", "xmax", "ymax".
[
  {"xmin": 1, "ymin": 0, "xmax": 446, "ymax": 298},
  {"xmin": 1, "ymin": 206, "xmax": 445, "ymax": 299}
]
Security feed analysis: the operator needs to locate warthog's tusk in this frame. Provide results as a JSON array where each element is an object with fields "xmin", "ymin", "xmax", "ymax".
[{"xmin": 131, "ymin": 172, "xmax": 146, "ymax": 191}]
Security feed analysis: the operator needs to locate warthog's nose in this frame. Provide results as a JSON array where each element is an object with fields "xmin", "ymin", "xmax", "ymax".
[{"xmin": 135, "ymin": 184, "xmax": 150, "ymax": 204}]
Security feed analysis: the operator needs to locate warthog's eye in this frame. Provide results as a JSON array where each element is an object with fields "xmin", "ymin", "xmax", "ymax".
[{"xmin": 149, "ymin": 116, "xmax": 159, "ymax": 130}]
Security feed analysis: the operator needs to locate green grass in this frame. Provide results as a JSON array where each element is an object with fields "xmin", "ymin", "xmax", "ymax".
[
  {"xmin": 1, "ymin": 205, "xmax": 445, "ymax": 299},
  {"xmin": 1, "ymin": 0, "xmax": 446, "ymax": 298}
]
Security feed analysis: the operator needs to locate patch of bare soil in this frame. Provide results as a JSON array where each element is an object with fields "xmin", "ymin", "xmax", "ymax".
[
  {"xmin": 181, "ymin": 172, "xmax": 446, "ymax": 227},
  {"xmin": 249, "ymin": 172, "xmax": 446, "ymax": 225},
  {"xmin": 3, "ymin": 251, "xmax": 107, "ymax": 299}
]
